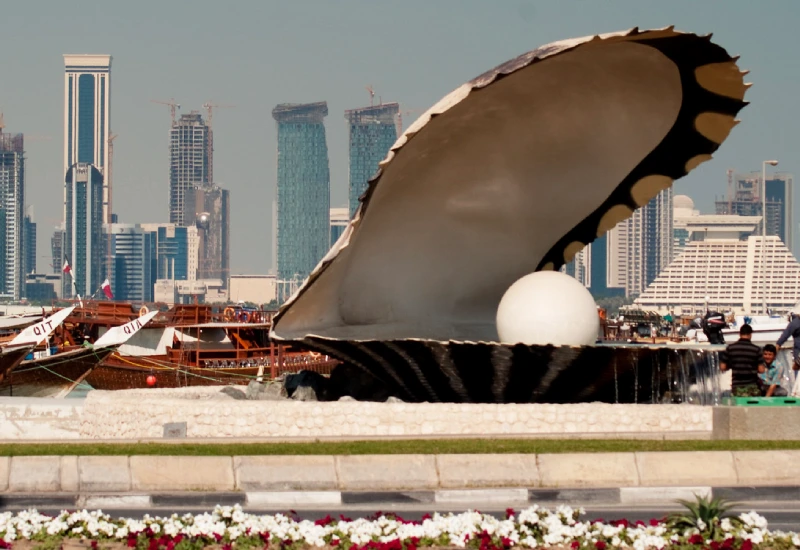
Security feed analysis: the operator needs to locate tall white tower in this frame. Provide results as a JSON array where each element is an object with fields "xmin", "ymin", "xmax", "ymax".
[{"xmin": 63, "ymin": 54, "xmax": 112, "ymax": 222}]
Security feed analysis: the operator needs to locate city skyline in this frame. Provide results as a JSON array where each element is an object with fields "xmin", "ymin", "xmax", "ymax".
[{"xmin": 2, "ymin": 1, "xmax": 799, "ymax": 274}]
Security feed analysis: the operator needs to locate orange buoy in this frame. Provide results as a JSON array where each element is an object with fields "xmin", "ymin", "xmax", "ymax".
[{"xmin": 146, "ymin": 375, "xmax": 157, "ymax": 387}]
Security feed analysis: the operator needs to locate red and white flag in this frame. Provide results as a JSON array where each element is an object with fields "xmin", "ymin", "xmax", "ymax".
[
  {"xmin": 62, "ymin": 258, "xmax": 73, "ymax": 278},
  {"xmin": 101, "ymin": 278, "xmax": 114, "ymax": 300}
]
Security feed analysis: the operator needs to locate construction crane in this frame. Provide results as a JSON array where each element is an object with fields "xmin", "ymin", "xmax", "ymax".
[
  {"xmin": 202, "ymin": 101, "xmax": 235, "ymax": 183},
  {"xmin": 0, "ymin": 113, "xmax": 52, "ymax": 141},
  {"xmin": 726, "ymin": 168, "xmax": 735, "ymax": 210},
  {"xmin": 366, "ymin": 85, "xmax": 375, "ymax": 107},
  {"xmin": 107, "ymin": 134, "xmax": 118, "ymax": 223},
  {"xmin": 151, "ymin": 98, "xmax": 181, "ymax": 125},
  {"xmin": 395, "ymin": 109, "xmax": 423, "ymax": 134},
  {"xmin": 105, "ymin": 133, "xmax": 118, "ymax": 280}
]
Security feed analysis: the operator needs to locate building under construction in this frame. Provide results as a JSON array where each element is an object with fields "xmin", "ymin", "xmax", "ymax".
[
  {"xmin": 170, "ymin": 112, "xmax": 210, "ymax": 226},
  {"xmin": 184, "ymin": 184, "xmax": 230, "ymax": 287},
  {"xmin": 272, "ymin": 102, "xmax": 330, "ymax": 302},
  {"xmin": 344, "ymin": 103, "xmax": 399, "ymax": 217},
  {"xmin": 715, "ymin": 171, "xmax": 794, "ymax": 251},
  {"xmin": 0, "ymin": 121, "xmax": 26, "ymax": 300}
]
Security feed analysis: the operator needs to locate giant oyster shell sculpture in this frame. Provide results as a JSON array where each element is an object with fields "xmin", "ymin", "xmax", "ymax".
[{"xmin": 271, "ymin": 28, "xmax": 748, "ymax": 403}]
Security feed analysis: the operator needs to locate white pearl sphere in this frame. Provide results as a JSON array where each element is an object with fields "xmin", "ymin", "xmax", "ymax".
[{"xmin": 496, "ymin": 271, "xmax": 599, "ymax": 346}]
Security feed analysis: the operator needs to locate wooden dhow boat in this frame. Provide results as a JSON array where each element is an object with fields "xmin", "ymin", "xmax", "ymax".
[
  {"xmin": 0, "ymin": 311, "xmax": 158, "ymax": 397},
  {"xmin": 0, "ymin": 307, "xmax": 76, "ymax": 389},
  {"xmin": 55, "ymin": 301, "xmax": 337, "ymax": 390}
]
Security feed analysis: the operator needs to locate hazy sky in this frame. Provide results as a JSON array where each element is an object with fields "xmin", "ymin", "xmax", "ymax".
[{"xmin": 2, "ymin": 0, "xmax": 799, "ymax": 273}]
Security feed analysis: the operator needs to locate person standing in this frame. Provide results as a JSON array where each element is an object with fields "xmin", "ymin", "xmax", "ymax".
[
  {"xmin": 720, "ymin": 324, "xmax": 761, "ymax": 397},
  {"xmin": 776, "ymin": 305, "xmax": 800, "ymax": 375}
]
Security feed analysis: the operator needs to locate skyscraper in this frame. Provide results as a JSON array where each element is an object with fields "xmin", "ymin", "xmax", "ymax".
[
  {"xmin": 0, "ymin": 123, "xmax": 25, "ymax": 300},
  {"xmin": 344, "ymin": 103, "xmax": 399, "ymax": 217},
  {"xmin": 64, "ymin": 163, "xmax": 104, "ymax": 297},
  {"xmin": 184, "ymin": 184, "xmax": 229, "ymax": 285},
  {"xmin": 106, "ymin": 224, "xmax": 154, "ymax": 302},
  {"xmin": 598, "ymin": 188, "xmax": 673, "ymax": 297},
  {"xmin": 51, "ymin": 228, "xmax": 64, "ymax": 275},
  {"xmin": 272, "ymin": 102, "xmax": 330, "ymax": 302},
  {"xmin": 23, "ymin": 209, "xmax": 36, "ymax": 276},
  {"xmin": 715, "ymin": 172, "xmax": 794, "ymax": 252},
  {"xmin": 64, "ymin": 55, "xmax": 112, "ymax": 222},
  {"xmin": 170, "ymin": 112, "xmax": 210, "ymax": 226},
  {"xmin": 139, "ymin": 223, "xmax": 198, "ymax": 282}
]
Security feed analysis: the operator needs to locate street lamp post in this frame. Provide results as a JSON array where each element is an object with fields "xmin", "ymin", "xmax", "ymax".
[{"xmin": 762, "ymin": 159, "xmax": 779, "ymax": 315}]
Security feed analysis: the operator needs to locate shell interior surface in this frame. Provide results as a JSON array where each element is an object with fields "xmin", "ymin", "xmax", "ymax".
[{"xmin": 271, "ymin": 28, "xmax": 747, "ymax": 403}]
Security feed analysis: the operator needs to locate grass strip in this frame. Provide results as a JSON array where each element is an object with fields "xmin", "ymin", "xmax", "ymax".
[{"xmin": 1, "ymin": 439, "xmax": 800, "ymax": 456}]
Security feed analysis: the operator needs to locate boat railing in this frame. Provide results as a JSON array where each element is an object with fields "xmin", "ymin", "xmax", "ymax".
[{"xmin": 56, "ymin": 299, "xmax": 279, "ymax": 327}]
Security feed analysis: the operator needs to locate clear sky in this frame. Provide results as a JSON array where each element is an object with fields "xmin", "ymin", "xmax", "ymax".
[{"xmin": 2, "ymin": 0, "xmax": 799, "ymax": 273}]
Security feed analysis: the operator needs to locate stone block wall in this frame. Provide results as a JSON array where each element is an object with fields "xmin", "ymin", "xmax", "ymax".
[{"xmin": 78, "ymin": 388, "xmax": 713, "ymax": 439}]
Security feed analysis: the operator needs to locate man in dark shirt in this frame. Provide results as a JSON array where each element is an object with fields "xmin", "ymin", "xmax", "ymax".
[{"xmin": 720, "ymin": 324, "xmax": 761, "ymax": 397}]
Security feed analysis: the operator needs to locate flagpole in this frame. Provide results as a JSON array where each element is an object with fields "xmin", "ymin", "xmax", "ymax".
[{"xmin": 63, "ymin": 253, "xmax": 83, "ymax": 308}]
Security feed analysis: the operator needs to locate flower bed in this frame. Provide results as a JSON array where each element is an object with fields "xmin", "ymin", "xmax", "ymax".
[{"xmin": 0, "ymin": 505, "xmax": 797, "ymax": 549}]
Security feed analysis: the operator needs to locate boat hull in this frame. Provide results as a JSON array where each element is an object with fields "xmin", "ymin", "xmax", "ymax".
[
  {"xmin": 85, "ymin": 353, "xmax": 339, "ymax": 390},
  {"xmin": 0, "ymin": 346, "xmax": 115, "ymax": 398},
  {"xmin": 0, "ymin": 347, "xmax": 34, "ymax": 382}
]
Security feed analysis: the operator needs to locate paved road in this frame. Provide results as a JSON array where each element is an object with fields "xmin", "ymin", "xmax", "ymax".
[{"xmin": 3, "ymin": 503, "xmax": 798, "ymax": 532}]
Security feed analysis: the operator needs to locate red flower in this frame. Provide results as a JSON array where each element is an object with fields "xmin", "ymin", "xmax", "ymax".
[
  {"xmin": 721, "ymin": 538, "xmax": 733, "ymax": 549},
  {"xmin": 126, "ymin": 537, "xmax": 137, "ymax": 548},
  {"xmin": 505, "ymin": 508, "xmax": 516, "ymax": 519},
  {"xmin": 571, "ymin": 541, "xmax": 580, "ymax": 549},
  {"xmin": 91, "ymin": 541, "xmax": 98, "ymax": 549},
  {"xmin": 330, "ymin": 540, "xmax": 340, "ymax": 547},
  {"xmin": 421, "ymin": 514, "xmax": 432, "ymax": 522},
  {"xmin": 612, "ymin": 519, "xmax": 629, "ymax": 528},
  {"xmin": 315, "ymin": 515, "xmax": 334, "ymax": 526},
  {"xmin": 741, "ymin": 540, "xmax": 753, "ymax": 550},
  {"xmin": 649, "ymin": 519, "xmax": 660, "ymax": 526},
  {"xmin": 596, "ymin": 542, "xmax": 607, "ymax": 550},
  {"xmin": 688, "ymin": 534, "xmax": 704, "ymax": 545}
]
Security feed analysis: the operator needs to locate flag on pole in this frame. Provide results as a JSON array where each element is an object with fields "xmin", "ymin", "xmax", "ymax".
[
  {"xmin": 101, "ymin": 279, "xmax": 114, "ymax": 300},
  {"xmin": 63, "ymin": 255, "xmax": 82, "ymax": 306}
]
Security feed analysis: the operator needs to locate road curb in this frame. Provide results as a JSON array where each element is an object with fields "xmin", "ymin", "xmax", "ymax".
[{"xmin": 2, "ymin": 487, "xmax": 799, "ymax": 509}]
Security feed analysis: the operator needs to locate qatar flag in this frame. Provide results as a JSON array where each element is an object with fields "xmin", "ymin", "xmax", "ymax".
[
  {"xmin": 101, "ymin": 279, "xmax": 114, "ymax": 300},
  {"xmin": 62, "ymin": 258, "xmax": 73, "ymax": 278}
]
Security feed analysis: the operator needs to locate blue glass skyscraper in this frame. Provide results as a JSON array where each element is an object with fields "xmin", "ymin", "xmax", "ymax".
[
  {"xmin": 344, "ymin": 103, "xmax": 399, "ymax": 217},
  {"xmin": 64, "ymin": 55, "xmax": 111, "ymax": 298},
  {"xmin": 64, "ymin": 163, "xmax": 104, "ymax": 297},
  {"xmin": 272, "ymin": 102, "xmax": 330, "ymax": 302}
]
